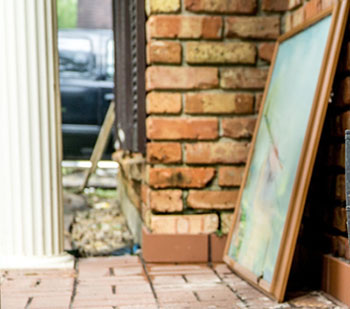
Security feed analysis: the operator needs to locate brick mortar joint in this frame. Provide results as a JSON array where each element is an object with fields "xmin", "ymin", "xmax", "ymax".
[{"xmin": 147, "ymin": 0, "xmax": 285, "ymax": 17}]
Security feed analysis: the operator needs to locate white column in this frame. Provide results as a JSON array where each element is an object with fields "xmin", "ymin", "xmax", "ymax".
[{"xmin": 0, "ymin": 0, "xmax": 73, "ymax": 268}]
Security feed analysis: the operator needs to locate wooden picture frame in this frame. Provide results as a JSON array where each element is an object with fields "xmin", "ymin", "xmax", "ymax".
[{"xmin": 224, "ymin": 0, "xmax": 349, "ymax": 302}]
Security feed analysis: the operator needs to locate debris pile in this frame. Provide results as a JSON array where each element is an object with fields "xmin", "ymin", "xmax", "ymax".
[{"xmin": 65, "ymin": 188, "xmax": 133, "ymax": 256}]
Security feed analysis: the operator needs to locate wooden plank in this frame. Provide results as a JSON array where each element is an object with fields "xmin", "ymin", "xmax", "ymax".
[{"xmin": 79, "ymin": 102, "xmax": 115, "ymax": 192}]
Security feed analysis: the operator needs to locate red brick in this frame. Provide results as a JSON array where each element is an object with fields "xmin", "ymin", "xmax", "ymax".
[
  {"xmin": 332, "ymin": 207, "xmax": 347, "ymax": 233},
  {"xmin": 221, "ymin": 68, "xmax": 268, "ymax": 89},
  {"xmin": 222, "ymin": 117, "xmax": 257, "ymax": 138},
  {"xmin": 335, "ymin": 174, "xmax": 345, "ymax": 201},
  {"xmin": 329, "ymin": 143, "xmax": 345, "ymax": 168},
  {"xmin": 195, "ymin": 288, "xmax": 239, "ymax": 302},
  {"xmin": 258, "ymin": 43, "xmax": 275, "ymax": 63},
  {"xmin": 321, "ymin": 0, "xmax": 336, "ymax": 9},
  {"xmin": 262, "ymin": 0, "xmax": 288, "ymax": 11},
  {"xmin": 146, "ymin": 67, "xmax": 218, "ymax": 91},
  {"xmin": 146, "ymin": 264, "xmax": 213, "ymax": 275},
  {"xmin": 142, "ymin": 227, "xmax": 209, "ymax": 262},
  {"xmin": 285, "ymin": 14, "xmax": 293, "ymax": 33},
  {"xmin": 157, "ymin": 290, "xmax": 199, "ymax": 303},
  {"xmin": 322, "ymin": 255, "xmax": 350, "ymax": 306},
  {"xmin": 0, "ymin": 299, "xmax": 29, "ymax": 308},
  {"xmin": 148, "ymin": 167, "xmax": 215, "ymax": 188},
  {"xmin": 150, "ymin": 190, "xmax": 183, "ymax": 212},
  {"xmin": 148, "ymin": 213, "xmax": 219, "ymax": 234},
  {"xmin": 219, "ymin": 166, "xmax": 245, "ymax": 187},
  {"xmin": 147, "ymin": 142, "xmax": 182, "ymax": 164},
  {"xmin": 146, "ymin": 0, "xmax": 181, "ymax": 15},
  {"xmin": 334, "ymin": 236, "xmax": 350, "ymax": 260},
  {"xmin": 291, "ymin": 7, "xmax": 305, "ymax": 28},
  {"xmin": 185, "ymin": 142, "xmax": 249, "ymax": 164},
  {"xmin": 340, "ymin": 77, "xmax": 350, "ymax": 105},
  {"xmin": 147, "ymin": 15, "xmax": 222, "ymax": 40},
  {"xmin": 346, "ymin": 43, "xmax": 350, "ymax": 71},
  {"xmin": 185, "ymin": 0, "xmax": 257, "ymax": 13},
  {"xmin": 146, "ymin": 92, "xmax": 182, "ymax": 114},
  {"xmin": 27, "ymin": 297, "xmax": 72, "ymax": 308},
  {"xmin": 304, "ymin": 0, "xmax": 322, "ymax": 20},
  {"xmin": 339, "ymin": 43, "xmax": 350, "ymax": 72},
  {"xmin": 210, "ymin": 234, "xmax": 228, "ymax": 262},
  {"xmin": 147, "ymin": 41, "xmax": 181, "ymax": 64},
  {"xmin": 225, "ymin": 17, "xmax": 280, "ymax": 39},
  {"xmin": 185, "ymin": 93, "xmax": 254, "ymax": 114},
  {"xmin": 187, "ymin": 190, "xmax": 238, "ymax": 209},
  {"xmin": 146, "ymin": 117, "xmax": 218, "ymax": 140},
  {"xmin": 201, "ymin": 17, "xmax": 223, "ymax": 39},
  {"xmin": 186, "ymin": 42, "xmax": 256, "ymax": 64},
  {"xmin": 255, "ymin": 93, "xmax": 264, "ymax": 112},
  {"xmin": 335, "ymin": 111, "xmax": 350, "ymax": 136},
  {"xmin": 288, "ymin": 0, "xmax": 302, "ymax": 9}
]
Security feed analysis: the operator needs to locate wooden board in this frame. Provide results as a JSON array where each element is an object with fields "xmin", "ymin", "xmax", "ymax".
[{"xmin": 79, "ymin": 101, "xmax": 115, "ymax": 192}]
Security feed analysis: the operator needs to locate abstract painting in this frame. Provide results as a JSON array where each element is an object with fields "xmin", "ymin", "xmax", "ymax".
[{"xmin": 224, "ymin": 1, "xmax": 349, "ymax": 301}]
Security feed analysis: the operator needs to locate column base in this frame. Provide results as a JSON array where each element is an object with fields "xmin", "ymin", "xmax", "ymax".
[{"xmin": 0, "ymin": 252, "xmax": 74, "ymax": 269}]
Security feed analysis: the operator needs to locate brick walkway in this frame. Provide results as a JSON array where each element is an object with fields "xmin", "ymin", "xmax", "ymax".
[{"xmin": 0, "ymin": 256, "xmax": 345, "ymax": 308}]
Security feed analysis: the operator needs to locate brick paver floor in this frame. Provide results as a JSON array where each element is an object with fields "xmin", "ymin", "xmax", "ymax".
[{"xmin": 0, "ymin": 256, "xmax": 346, "ymax": 308}]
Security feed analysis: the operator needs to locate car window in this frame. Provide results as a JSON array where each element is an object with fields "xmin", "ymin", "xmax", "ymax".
[
  {"xmin": 106, "ymin": 39, "xmax": 114, "ymax": 81},
  {"xmin": 58, "ymin": 37, "xmax": 95, "ymax": 78}
]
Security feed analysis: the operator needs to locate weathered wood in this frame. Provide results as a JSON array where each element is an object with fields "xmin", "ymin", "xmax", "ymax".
[
  {"xmin": 113, "ymin": 0, "xmax": 146, "ymax": 153},
  {"xmin": 79, "ymin": 102, "xmax": 115, "ymax": 192}
]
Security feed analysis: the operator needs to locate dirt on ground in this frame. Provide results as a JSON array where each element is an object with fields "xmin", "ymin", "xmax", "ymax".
[{"xmin": 62, "ymin": 165, "xmax": 134, "ymax": 257}]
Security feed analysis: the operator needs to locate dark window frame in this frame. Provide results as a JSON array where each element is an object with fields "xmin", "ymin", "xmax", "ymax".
[{"xmin": 113, "ymin": 0, "xmax": 146, "ymax": 154}]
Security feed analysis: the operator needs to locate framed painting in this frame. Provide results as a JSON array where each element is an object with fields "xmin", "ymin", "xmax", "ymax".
[{"xmin": 224, "ymin": 0, "xmax": 350, "ymax": 302}]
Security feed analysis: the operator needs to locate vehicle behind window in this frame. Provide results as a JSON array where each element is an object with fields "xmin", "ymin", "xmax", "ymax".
[{"xmin": 58, "ymin": 29, "xmax": 115, "ymax": 159}]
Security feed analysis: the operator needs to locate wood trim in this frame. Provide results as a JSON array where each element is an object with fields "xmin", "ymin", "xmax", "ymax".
[
  {"xmin": 113, "ymin": 0, "xmax": 146, "ymax": 154},
  {"xmin": 224, "ymin": 0, "xmax": 349, "ymax": 302},
  {"xmin": 114, "ymin": 0, "xmax": 131, "ymax": 149},
  {"xmin": 135, "ymin": 0, "xmax": 146, "ymax": 154}
]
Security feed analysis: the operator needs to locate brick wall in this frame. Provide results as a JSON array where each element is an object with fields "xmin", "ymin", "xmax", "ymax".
[
  {"xmin": 322, "ymin": 15, "xmax": 350, "ymax": 260},
  {"xmin": 284, "ymin": 0, "xmax": 336, "ymax": 31},
  {"xmin": 143, "ymin": 0, "xmax": 287, "ymax": 234}
]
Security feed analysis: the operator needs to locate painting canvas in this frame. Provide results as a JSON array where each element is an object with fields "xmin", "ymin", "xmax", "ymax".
[
  {"xmin": 229, "ymin": 15, "xmax": 332, "ymax": 282},
  {"xmin": 224, "ymin": 0, "xmax": 349, "ymax": 302}
]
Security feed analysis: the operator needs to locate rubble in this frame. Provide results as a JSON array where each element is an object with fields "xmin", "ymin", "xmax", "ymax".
[
  {"xmin": 63, "ymin": 165, "xmax": 133, "ymax": 257},
  {"xmin": 70, "ymin": 189, "xmax": 133, "ymax": 256},
  {"xmin": 71, "ymin": 202, "xmax": 133, "ymax": 256}
]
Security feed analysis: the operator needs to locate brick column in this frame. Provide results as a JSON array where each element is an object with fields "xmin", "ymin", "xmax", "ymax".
[
  {"xmin": 143, "ymin": 0, "xmax": 285, "ymax": 235},
  {"xmin": 0, "ymin": 0, "xmax": 73, "ymax": 268}
]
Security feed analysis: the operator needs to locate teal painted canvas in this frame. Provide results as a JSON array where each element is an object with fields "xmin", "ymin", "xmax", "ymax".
[{"xmin": 228, "ymin": 15, "xmax": 332, "ymax": 283}]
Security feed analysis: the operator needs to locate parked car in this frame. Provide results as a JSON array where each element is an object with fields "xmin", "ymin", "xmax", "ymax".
[{"xmin": 58, "ymin": 29, "xmax": 115, "ymax": 159}]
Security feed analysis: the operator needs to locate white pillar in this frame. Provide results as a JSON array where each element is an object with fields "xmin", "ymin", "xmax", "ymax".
[{"xmin": 0, "ymin": 0, "xmax": 73, "ymax": 268}]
